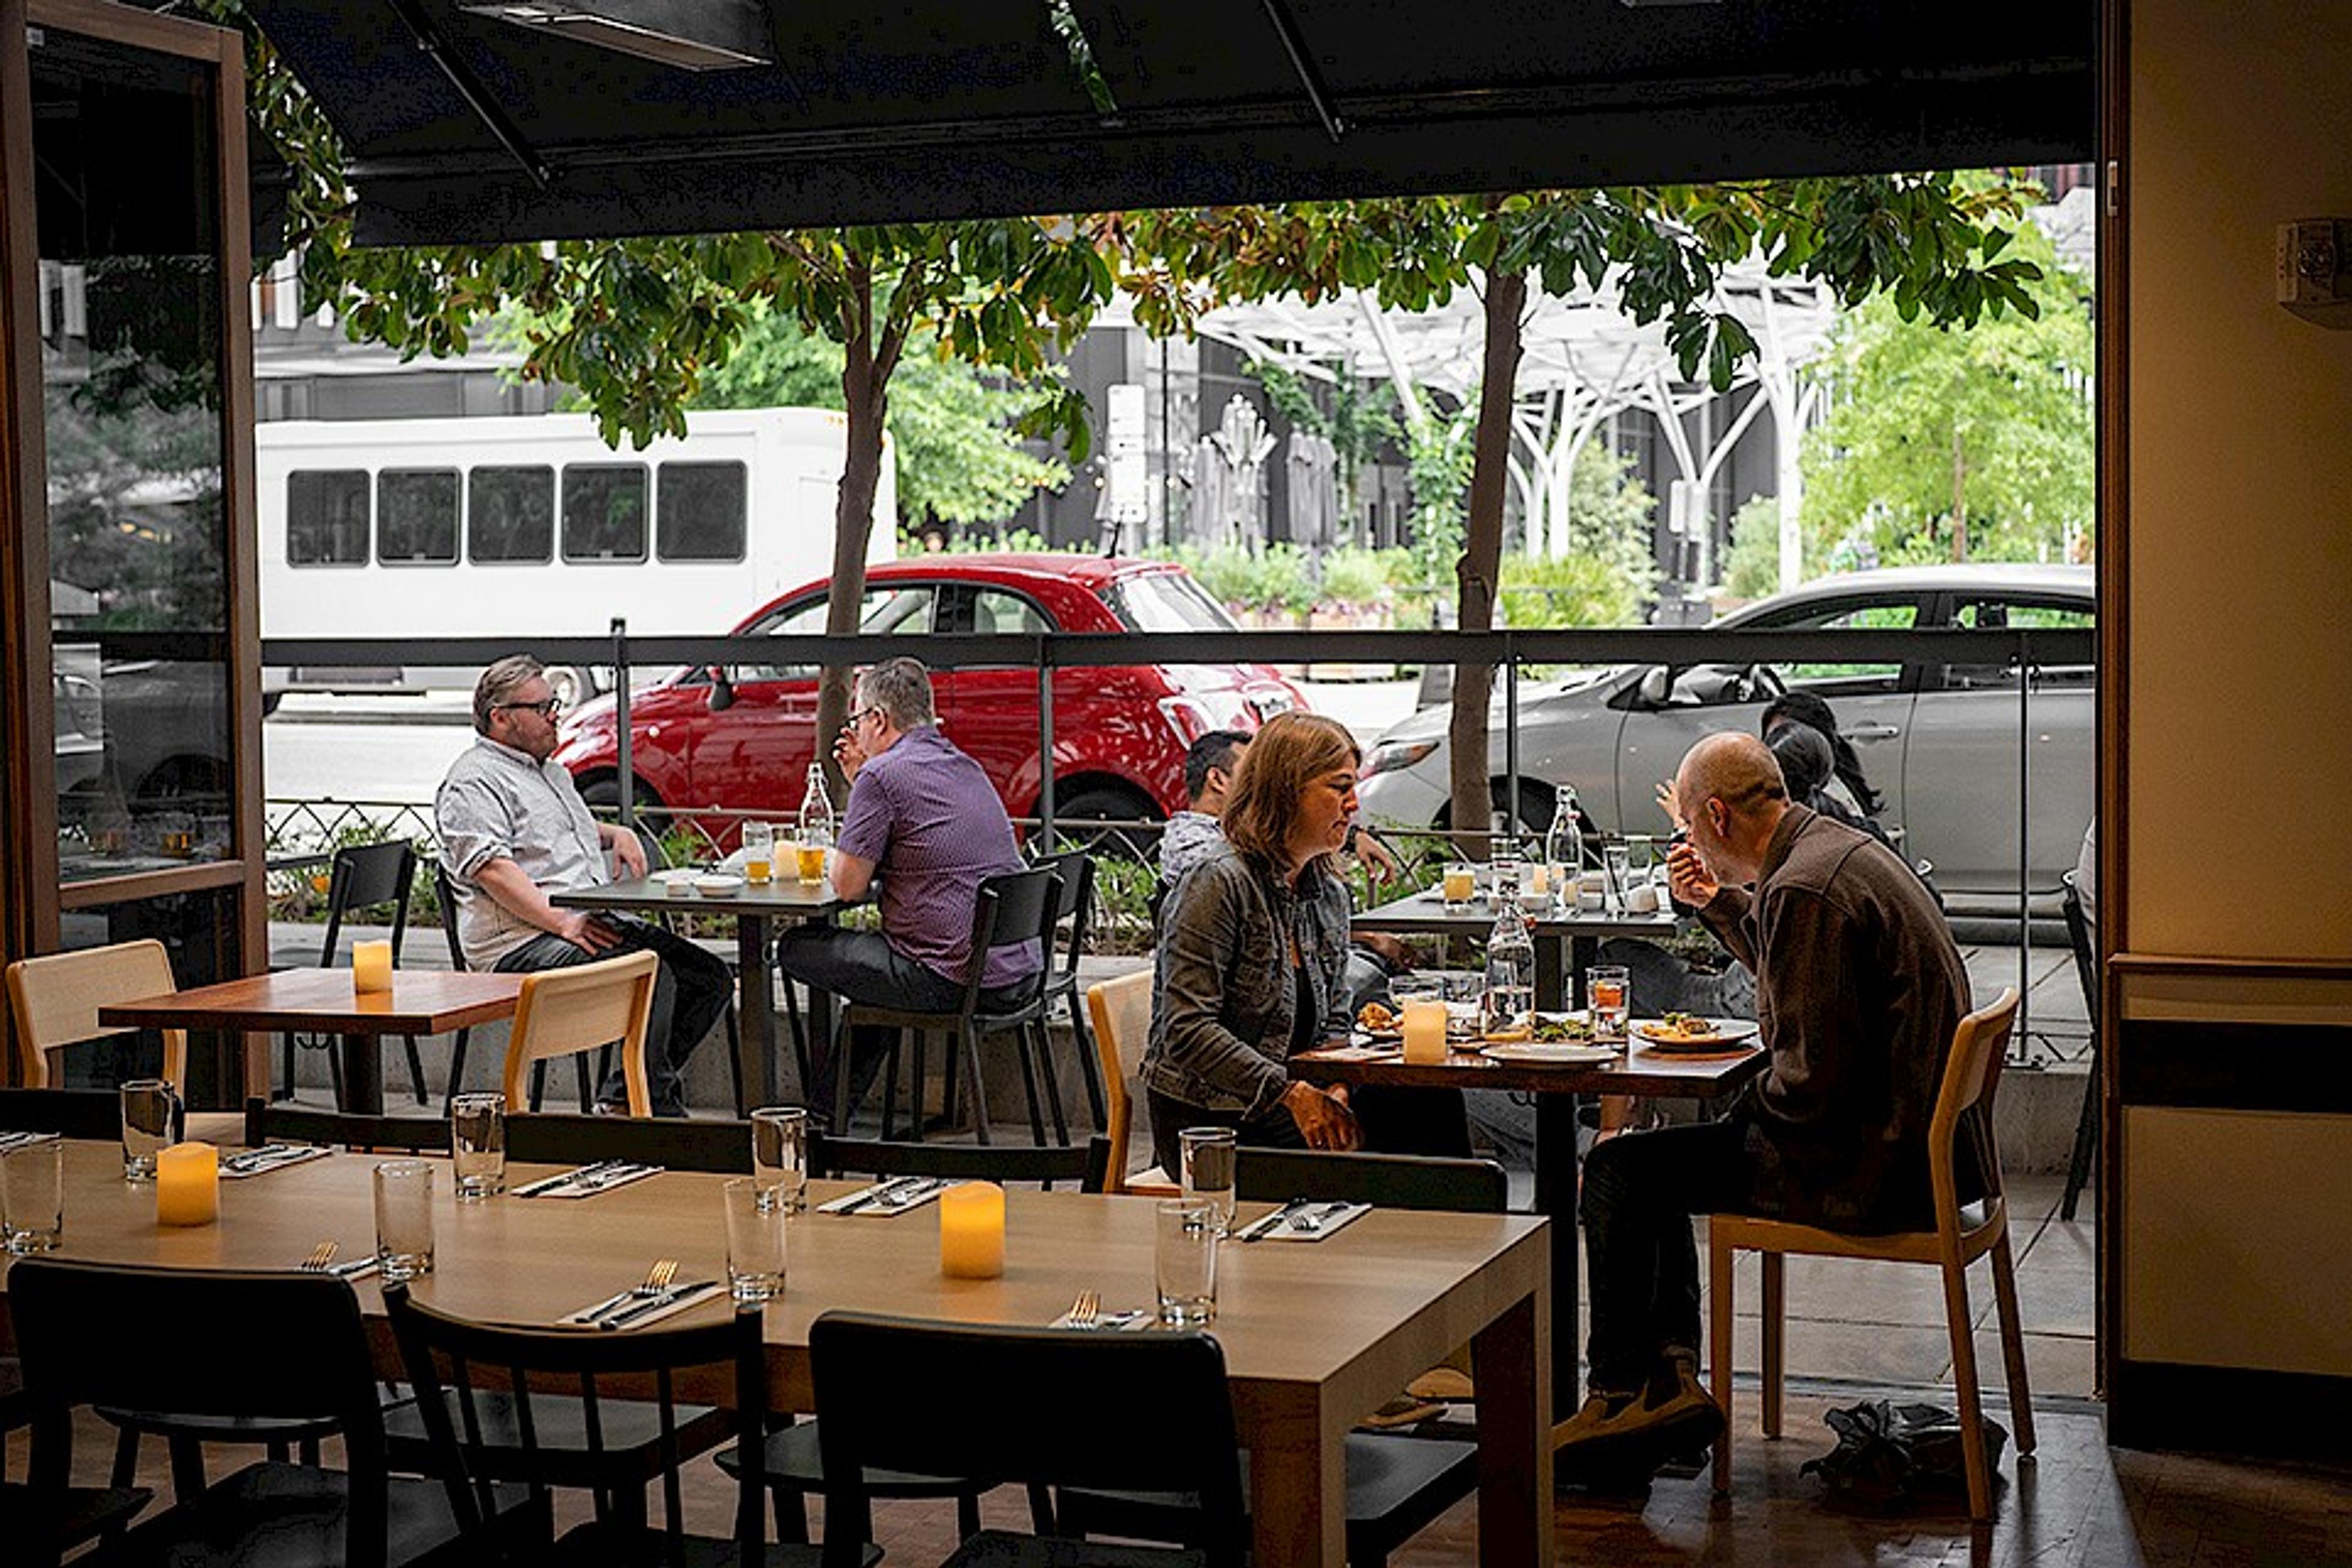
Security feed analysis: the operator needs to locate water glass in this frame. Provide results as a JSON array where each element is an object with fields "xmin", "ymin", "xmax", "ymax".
[
  {"xmin": 120, "ymin": 1077, "xmax": 181, "ymax": 1182},
  {"xmin": 723, "ymin": 1178, "xmax": 788, "ymax": 1302},
  {"xmin": 1178, "ymin": 1126, "xmax": 1238, "ymax": 1235},
  {"xmin": 449, "ymin": 1092, "xmax": 507, "ymax": 1200},
  {"xmin": 374, "ymin": 1159, "xmax": 435, "ymax": 1281},
  {"xmin": 1155, "ymin": 1199, "xmax": 1221, "ymax": 1327},
  {"xmin": 2, "ymin": 1138, "xmax": 64, "ymax": 1254},
  {"xmin": 1441, "ymin": 862, "xmax": 1476, "ymax": 913},
  {"xmin": 1589, "ymin": 964, "xmax": 1631, "ymax": 1038},
  {"xmin": 1603, "ymin": 841, "xmax": 1633, "ymax": 912},
  {"xmin": 742, "ymin": 820, "xmax": 775, "ymax": 884},
  {"xmin": 751, "ymin": 1106, "xmax": 809, "ymax": 1213},
  {"xmin": 1487, "ymin": 843, "xmax": 1521, "ymax": 908}
]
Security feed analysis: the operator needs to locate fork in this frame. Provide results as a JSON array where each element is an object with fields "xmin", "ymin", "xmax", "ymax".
[
  {"xmin": 1067, "ymin": 1289, "xmax": 1100, "ymax": 1330},
  {"xmin": 579, "ymin": 1258, "xmax": 680, "ymax": 1324},
  {"xmin": 300, "ymin": 1240, "xmax": 338, "ymax": 1272}
]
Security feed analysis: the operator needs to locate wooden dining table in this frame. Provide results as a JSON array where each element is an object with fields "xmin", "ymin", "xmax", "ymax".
[
  {"xmin": 99, "ymin": 969, "xmax": 528, "ymax": 1116},
  {"xmin": 1291, "ymin": 1033, "xmax": 1766, "ymax": 1434},
  {"xmin": 0, "ymin": 1141, "xmax": 1554, "ymax": 1567}
]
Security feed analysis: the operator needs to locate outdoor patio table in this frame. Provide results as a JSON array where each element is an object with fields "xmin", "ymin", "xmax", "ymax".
[
  {"xmin": 550, "ymin": 877, "xmax": 849, "ymax": 1113},
  {"xmin": 3, "ymin": 1141, "xmax": 1555, "ymax": 1568},
  {"xmin": 1290, "ymin": 1035, "xmax": 1765, "ymax": 1433},
  {"xmin": 99, "ymin": 969, "xmax": 526, "ymax": 1117},
  {"xmin": 1351, "ymin": 886, "xmax": 1679, "ymax": 1009}
]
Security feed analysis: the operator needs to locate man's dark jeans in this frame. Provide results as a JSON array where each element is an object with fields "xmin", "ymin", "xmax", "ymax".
[
  {"xmin": 1579, "ymin": 1116, "xmax": 1768, "ymax": 1394},
  {"xmin": 494, "ymin": 916, "xmax": 732, "ymax": 1117},
  {"xmin": 774, "ymin": 927, "xmax": 1038, "ymax": 1129}
]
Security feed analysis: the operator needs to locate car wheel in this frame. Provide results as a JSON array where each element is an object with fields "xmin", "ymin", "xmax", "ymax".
[{"xmin": 1052, "ymin": 786, "xmax": 1160, "ymax": 862}]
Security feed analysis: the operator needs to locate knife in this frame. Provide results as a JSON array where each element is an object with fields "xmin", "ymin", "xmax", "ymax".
[
  {"xmin": 875, "ymin": 1177, "xmax": 947, "ymax": 1209},
  {"xmin": 514, "ymin": 1160, "xmax": 623, "ymax": 1199},
  {"xmin": 601, "ymin": 1281, "xmax": 717, "ymax": 1330},
  {"xmin": 1238, "ymin": 1198, "xmax": 1312, "ymax": 1243},
  {"xmin": 832, "ymin": 1176, "xmax": 922, "ymax": 1216},
  {"xmin": 224, "ymin": 1143, "xmax": 295, "ymax": 1173}
]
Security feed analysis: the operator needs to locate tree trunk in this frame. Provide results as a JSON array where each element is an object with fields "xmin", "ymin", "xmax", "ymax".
[
  {"xmin": 1950, "ymin": 426, "xmax": 1970, "ymax": 562},
  {"xmin": 816, "ymin": 324, "xmax": 889, "ymax": 799},
  {"xmin": 1447, "ymin": 268, "xmax": 1526, "ymax": 859}
]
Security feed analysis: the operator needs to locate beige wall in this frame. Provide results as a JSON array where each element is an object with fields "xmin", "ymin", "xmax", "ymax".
[{"xmin": 2128, "ymin": 0, "xmax": 2352, "ymax": 961}]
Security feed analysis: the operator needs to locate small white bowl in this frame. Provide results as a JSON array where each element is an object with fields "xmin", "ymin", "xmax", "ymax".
[{"xmin": 692, "ymin": 873, "xmax": 745, "ymax": 897}]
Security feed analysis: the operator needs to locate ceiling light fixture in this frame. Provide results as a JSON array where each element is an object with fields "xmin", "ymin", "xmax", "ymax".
[{"xmin": 458, "ymin": 0, "xmax": 774, "ymax": 72}]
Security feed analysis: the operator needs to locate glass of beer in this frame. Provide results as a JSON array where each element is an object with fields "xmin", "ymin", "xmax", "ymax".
[
  {"xmin": 1441, "ymin": 862, "xmax": 1476, "ymax": 913},
  {"xmin": 742, "ymin": 820, "xmax": 774, "ymax": 884},
  {"xmin": 794, "ymin": 839, "xmax": 829, "ymax": 885}
]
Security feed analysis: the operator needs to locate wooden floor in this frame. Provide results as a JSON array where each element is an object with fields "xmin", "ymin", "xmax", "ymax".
[{"xmin": 20, "ymin": 1385, "xmax": 2352, "ymax": 1566}]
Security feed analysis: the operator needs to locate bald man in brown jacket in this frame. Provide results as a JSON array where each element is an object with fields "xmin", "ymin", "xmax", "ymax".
[{"xmin": 1559, "ymin": 733, "xmax": 1970, "ymax": 1475}]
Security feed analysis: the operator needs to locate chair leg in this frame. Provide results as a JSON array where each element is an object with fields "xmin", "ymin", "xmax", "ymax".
[
  {"xmin": 911, "ymin": 1028, "xmax": 932, "ymax": 1142},
  {"xmin": 724, "ymin": 997, "xmax": 746, "ymax": 1118},
  {"xmin": 1989, "ymin": 1229, "xmax": 2038, "ymax": 1457},
  {"xmin": 327, "ymin": 1044, "xmax": 345, "ymax": 1110},
  {"xmin": 576, "ymin": 1053, "xmax": 595, "ymax": 1113},
  {"xmin": 529, "ymin": 1058, "xmax": 548, "ymax": 1114},
  {"xmin": 402, "ymin": 1032, "xmax": 429, "ymax": 1106},
  {"xmin": 957, "ymin": 1488, "xmax": 982, "ymax": 1540},
  {"xmin": 1939, "ymin": 1245, "xmax": 1994, "ymax": 1521},
  {"xmin": 1033, "ymin": 1021, "xmax": 1071, "ymax": 1147},
  {"xmin": 880, "ymin": 1030, "xmax": 903, "ymax": 1141},
  {"xmin": 1709, "ymin": 1235, "xmax": 1734, "ymax": 1494},
  {"xmin": 445, "ymin": 1026, "xmax": 472, "ymax": 1113},
  {"xmin": 1760, "ymin": 1251, "xmax": 1785, "ymax": 1440},
  {"xmin": 1065, "ymin": 986, "xmax": 1107, "ymax": 1130},
  {"xmin": 960, "ymin": 1027, "xmax": 993, "ymax": 1146},
  {"xmin": 166, "ymin": 1434, "xmax": 206, "ymax": 1502},
  {"xmin": 1010, "ymin": 1025, "xmax": 1048, "ymax": 1147},
  {"xmin": 2061, "ymin": 1058, "xmax": 2100, "ymax": 1221},
  {"xmin": 780, "ymin": 976, "xmax": 812, "ymax": 1105},
  {"xmin": 279, "ymin": 1031, "xmax": 296, "ymax": 1102},
  {"xmin": 110, "ymin": 1425, "xmax": 140, "ymax": 1490},
  {"xmin": 769, "ymin": 1483, "xmax": 809, "ymax": 1545}
]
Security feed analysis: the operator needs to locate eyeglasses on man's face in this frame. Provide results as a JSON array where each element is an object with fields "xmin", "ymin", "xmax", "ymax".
[
  {"xmin": 848, "ymin": 706, "xmax": 881, "ymax": 729},
  {"xmin": 498, "ymin": 696, "xmax": 562, "ymax": 719}
]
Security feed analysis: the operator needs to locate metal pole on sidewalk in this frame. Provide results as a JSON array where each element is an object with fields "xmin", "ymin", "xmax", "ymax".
[{"xmin": 612, "ymin": 618, "xmax": 633, "ymax": 837}]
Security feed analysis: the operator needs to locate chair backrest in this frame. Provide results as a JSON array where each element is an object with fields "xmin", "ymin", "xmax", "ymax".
[
  {"xmin": 12, "ymin": 1258, "xmax": 395, "ymax": 1568},
  {"xmin": 1085, "ymin": 967, "xmax": 1155, "ymax": 1191},
  {"xmin": 1035, "ymin": 850, "xmax": 1094, "ymax": 987},
  {"xmin": 2060, "ymin": 874, "xmax": 2100, "ymax": 1030},
  {"xmin": 810, "ymin": 1131, "xmax": 1112, "ymax": 1193},
  {"xmin": 385, "ymin": 1282, "xmax": 764, "ymax": 1561},
  {"xmin": 4, "ymin": 940, "xmax": 186, "ymax": 1090},
  {"xmin": 954, "ymin": 865, "xmax": 1062, "ymax": 1012},
  {"xmin": 810, "ymin": 1311, "xmax": 1246, "ymax": 1568},
  {"xmin": 501, "ymin": 950, "xmax": 660, "ymax": 1116},
  {"xmin": 1928, "ymin": 987, "xmax": 2022, "ymax": 1227},
  {"xmin": 243, "ymin": 1097, "xmax": 454, "ymax": 1155},
  {"xmin": 1235, "ymin": 1148, "xmax": 1510, "ymax": 1213},
  {"xmin": 0, "ymin": 1087, "xmax": 121, "ymax": 1140},
  {"xmin": 320, "ymin": 840, "xmax": 419, "ymax": 968},
  {"xmin": 507, "ymin": 1112, "xmax": 755, "ymax": 1174},
  {"xmin": 432, "ymin": 863, "xmax": 469, "ymax": 972}
]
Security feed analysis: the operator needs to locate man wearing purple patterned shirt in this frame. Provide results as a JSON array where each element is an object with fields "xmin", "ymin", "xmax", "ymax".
[{"xmin": 774, "ymin": 658, "xmax": 1039, "ymax": 1125}]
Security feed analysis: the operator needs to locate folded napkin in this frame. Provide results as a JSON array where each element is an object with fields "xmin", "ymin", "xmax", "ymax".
[
  {"xmin": 816, "ymin": 1176, "xmax": 951, "ymax": 1216},
  {"xmin": 0, "ymin": 1129, "xmax": 59, "ymax": 1151},
  {"xmin": 1232, "ymin": 1200, "xmax": 1371, "ymax": 1243},
  {"xmin": 1317, "ymin": 1042, "xmax": 1403, "ymax": 1062},
  {"xmin": 222, "ymin": 1144, "xmax": 333, "ymax": 1180},
  {"xmin": 558, "ymin": 1280, "xmax": 726, "ymax": 1331},
  {"xmin": 320, "ymin": 1254, "xmax": 380, "ymax": 1280},
  {"xmin": 513, "ymin": 1162, "xmax": 664, "ymax": 1200},
  {"xmin": 1050, "ymin": 1305, "xmax": 1155, "ymax": 1331}
]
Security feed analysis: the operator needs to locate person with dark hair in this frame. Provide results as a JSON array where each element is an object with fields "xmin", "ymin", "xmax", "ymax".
[
  {"xmin": 1159, "ymin": 729, "xmax": 1252, "ymax": 883},
  {"xmin": 1766, "ymin": 721, "xmax": 1878, "ymax": 837},
  {"xmin": 1762, "ymin": 689, "xmax": 1886, "ymax": 818}
]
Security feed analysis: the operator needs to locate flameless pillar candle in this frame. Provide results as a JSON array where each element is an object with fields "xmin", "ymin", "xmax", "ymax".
[
  {"xmin": 1401, "ymin": 999, "xmax": 1450, "ymax": 1065},
  {"xmin": 156, "ymin": 1142, "xmax": 219, "ymax": 1226},
  {"xmin": 352, "ymin": 939, "xmax": 394, "ymax": 995},
  {"xmin": 938, "ymin": 1181, "xmax": 1005, "ymax": 1279}
]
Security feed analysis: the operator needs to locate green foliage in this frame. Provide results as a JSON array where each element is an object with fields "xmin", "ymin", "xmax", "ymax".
[
  {"xmin": 1402, "ymin": 407, "xmax": 1476, "ymax": 591},
  {"xmin": 1315, "ymin": 546, "xmax": 1390, "ymax": 609},
  {"xmin": 1245, "ymin": 358, "xmax": 1399, "ymax": 538},
  {"xmin": 1498, "ymin": 552, "xmax": 1642, "ymax": 629},
  {"xmin": 1722, "ymin": 494, "xmax": 1818, "ymax": 600},
  {"xmin": 1545, "ymin": 443, "xmax": 1660, "ymax": 595},
  {"xmin": 1086, "ymin": 856, "xmax": 1160, "ymax": 957},
  {"xmin": 1172, "ymin": 542, "xmax": 1315, "ymax": 617},
  {"xmin": 901, "ymin": 526, "xmax": 1087, "ymax": 556},
  {"xmin": 1800, "ymin": 219, "xmax": 2094, "ymax": 565}
]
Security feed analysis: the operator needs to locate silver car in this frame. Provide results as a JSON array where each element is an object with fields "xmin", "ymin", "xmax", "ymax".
[{"xmin": 1354, "ymin": 564, "xmax": 2094, "ymax": 900}]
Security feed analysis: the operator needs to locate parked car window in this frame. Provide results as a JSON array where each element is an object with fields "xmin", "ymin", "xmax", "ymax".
[
  {"xmin": 1104, "ymin": 571, "xmax": 1237, "ymax": 633},
  {"xmin": 970, "ymin": 587, "xmax": 1050, "ymax": 637},
  {"xmin": 656, "ymin": 461, "xmax": 747, "ymax": 562},
  {"xmin": 467, "ymin": 466, "xmax": 554, "ymax": 564},
  {"xmin": 737, "ymin": 586, "xmax": 935, "ymax": 680},
  {"xmin": 561, "ymin": 464, "xmax": 649, "ymax": 562},
  {"xmin": 286, "ymin": 470, "xmax": 369, "ymax": 567},
  {"xmin": 1757, "ymin": 599, "xmax": 1920, "ymax": 693},
  {"xmin": 375, "ymin": 469, "xmax": 459, "ymax": 565},
  {"xmin": 1943, "ymin": 598, "xmax": 2097, "ymax": 690}
]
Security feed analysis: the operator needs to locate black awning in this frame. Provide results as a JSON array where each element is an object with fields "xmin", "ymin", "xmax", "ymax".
[{"xmin": 244, "ymin": 1, "xmax": 2096, "ymax": 246}]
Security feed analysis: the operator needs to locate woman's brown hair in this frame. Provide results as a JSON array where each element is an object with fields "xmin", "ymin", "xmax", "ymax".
[{"xmin": 1220, "ymin": 711, "xmax": 1360, "ymax": 873}]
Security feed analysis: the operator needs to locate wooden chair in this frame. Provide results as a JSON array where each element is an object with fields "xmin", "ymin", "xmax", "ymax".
[
  {"xmin": 1084, "ymin": 967, "xmax": 1177, "ymax": 1195},
  {"xmin": 811, "ymin": 1311, "xmax": 1241, "ymax": 1568},
  {"xmin": 5, "ymin": 939, "xmax": 186, "ymax": 1090},
  {"xmin": 2059, "ymin": 873, "xmax": 2101, "ymax": 1221},
  {"xmin": 500, "ymin": 949, "xmax": 659, "ymax": 1117},
  {"xmin": 1708, "ymin": 987, "xmax": 2034, "ymax": 1520}
]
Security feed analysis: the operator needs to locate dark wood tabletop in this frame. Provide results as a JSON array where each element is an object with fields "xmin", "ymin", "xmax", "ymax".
[
  {"xmin": 99, "ymin": 968, "xmax": 527, "ymax": 1036},
  {"xmin": 1289, "ymin": 1034, "xmax": 1766, "ymax": 1098}
]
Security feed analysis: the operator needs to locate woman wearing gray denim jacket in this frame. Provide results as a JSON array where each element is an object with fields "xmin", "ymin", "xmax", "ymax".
[{"xmin": 1139, "ymin": 713, "xmax": 1365, "ymax": 1172}]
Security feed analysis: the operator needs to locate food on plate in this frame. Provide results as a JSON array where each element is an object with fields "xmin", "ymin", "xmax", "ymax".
[
  {"xmin": 1356, "ymin": 1001, "xmax": 1398, "ymax": 1033},
  {"xmin": 1481, "ymin": 1021, "xmax": 1534, "ymax": 1044},
  {"xmin": 1531, "ymin": 1014, "xmax": 1600, "ymax": 1044},
  {"xmin": 1643, "ymin": 1012, "xmax": 1720, "ymax": 1042}
]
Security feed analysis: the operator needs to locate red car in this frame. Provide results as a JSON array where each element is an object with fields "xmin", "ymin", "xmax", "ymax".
[{"xmin": 553, "ymin": 555, "xmax": 1308, "ymax": 842}]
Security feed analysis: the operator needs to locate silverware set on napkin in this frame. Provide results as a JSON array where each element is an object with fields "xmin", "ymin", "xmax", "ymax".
[
  {"xmin": 830, "ymin": 1175, "xmax": 950, "ymax": 1215},
  {"xmin": 513, "ymin": 1159, "xmax": 657, "ymax": 1198},
  {"xmin": 1236, "ymin": 1199, "xmax": 1358, "ymax": 1242}
]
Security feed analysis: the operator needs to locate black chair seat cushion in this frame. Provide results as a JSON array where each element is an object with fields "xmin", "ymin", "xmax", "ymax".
[
  {"xmin": 1057, "ymin": 1433, "xmax": 1479, "ymax": 1555},
  {"xmin": 712, "ymin": 1417, "xmax": 979, "ymax": 1499},
  {"xmin": 93, "ymin": 1460, "xmax": 539, "ymax": 1568},
  {"xmin": 944, "ymin": 1531, "xmax": 1204, "ymax": 1568},
  {"xmin": 96, "ymin": 1403, "xmax": 347, "ymax": 1446},
  {"xmin": 554, "ymin": 1518, "xmax": 882, "ymax": 1567},
  {"xmin": 0, "ymin": 1479, "xmax": 151, "ymax": 1554},
  {"xmin": 385, "ymin": 1388, "xmax": 731, "ymax": 1487}
]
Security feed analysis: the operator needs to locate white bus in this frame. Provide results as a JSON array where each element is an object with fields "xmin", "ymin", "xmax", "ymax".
[{"xmin": 257, "ymin": 407, "xmax": 895, "ymax": 703}]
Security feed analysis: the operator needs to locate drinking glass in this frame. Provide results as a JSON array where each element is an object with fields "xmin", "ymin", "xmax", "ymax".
[
  {"xmin": 723, "ymin": 1178, "xmax": 788, "ymax": 1302},
  {"xmin": 742, "ymin": 820, "xmax": 775, "ymax": 884},
  {"xmin": 1603, "ymin": 841, "xmax": 1632, "ymax": 913},
  {"xmin": 374, "ymin": 1160, "xmax": 435, "ymax": 1281},
  {"xmin": 120, "ymin": 1077, "xmax": 181, "ymax": 1182},
  {"xmin": 2, "ymin": 1138, "xmax": 64, "ymax": 1254},
  {"xmin": 794, "ymin": 840, "xmax": 829, "ymax": 886},
  {"xmin": 449, "ymin": 1092, "xmax": 507, "ymax": 1200},
  {"xmin": 1155, "ymin": 1199, "xmax": 1221, "ymax": 1327},
  {"xmin": 751, "ymin": 1106, "xmax": 809, "ymax": 1213},
  {"xmin": 1441, "ymin": 862, "xmax": 1476, "ymax": 913},
  {"xmin": 1487, "ymin": 843, "xmax": 1521, "ymax": 908},
  {"xmin": 1589, "ymin": 964, "xmax": 1630, "ymax": 1038},
  {"xmin": 1178, "ymin": 1127, "xmax": 1238, "ymax": 1235}
]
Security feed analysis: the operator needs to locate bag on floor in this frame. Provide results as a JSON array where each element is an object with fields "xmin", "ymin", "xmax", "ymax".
[{"xmin": 1801, "ymin": 1400, "xmax": 2006, "ymax": 1507}]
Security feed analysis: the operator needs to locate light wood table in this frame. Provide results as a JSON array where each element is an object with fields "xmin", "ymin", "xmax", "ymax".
[
  {"xmin": 1292, "ymin": 1035, "xmax": 1765, "ymax": 1433},
  {"xmin": 552, "ymin": 877, "xmax": 849, "ymax": 1112},
  {"xmin": 99, "ymin": 970, "xmax": 526, "ymax": 1117},
  {"xmin": 0, "ymin": 1143, "xmax": 1552, "ymax": 1568}
]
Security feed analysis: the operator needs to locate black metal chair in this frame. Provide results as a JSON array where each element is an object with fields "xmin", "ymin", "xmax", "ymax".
[
  {"xmin": 0, "ymin": 1086, "xmax": 120, "ymax": 1140},
  {"xmin": 435, "ymin": 862, "xmax": 593, "ymax": 1114},
  {"xmin": 837, "ymin": 866, "xmax": 1065, "ymax": 1145},
  {"xmin": 245, "ymin": 1098, "xmax": 453, "ymax": 1156},
  {"xmin": 12, "ymin": 1257, "xmax": 540, "ymax": 1568},
  {"xmin": 2060, "ymin": 873, "xmax": 2101, "ymax": 1221},
  {"xmin": 811, "ymin": 1311, "xmax": 1243, "ymax": 1568},
  {"xmin": 507, "ymin": 1111, "xmax": 756, "ymax": 1174},
  {"xmin": 1029, "ymin": 849, "xmax": 1109, "ymax": 1139},
  {"xmin": 284, "ymin": 842, "xmax": 434, "ymax": 1110},
  {"xmin": 1057, "ymin": 1149, "xmax": 1501, "ymax": 1568},
  {"xmin": 385, "ymin": 1283, "xmax": 852, "ymax": 1568}
]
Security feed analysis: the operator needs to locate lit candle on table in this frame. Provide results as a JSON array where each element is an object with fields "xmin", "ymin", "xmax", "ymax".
[
  {"xmin": 1401, "ymin": 999, "xmax": 1449, "ymax": 1065},
  {"xmin": 156, "ymin": 1142, "xmax": 219, "ymax": 1226},
  {"xmin": 352, "ymin": 939, "xmax": 393, "ymax": 995},
  {"xmin": 938, "ymin": 1182, "xmax": 1005, "ymax": 1278}
]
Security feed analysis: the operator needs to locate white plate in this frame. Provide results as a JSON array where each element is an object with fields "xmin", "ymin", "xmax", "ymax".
[
  {"xmin": 692, "ymin": 873, "xmax": 745, "ymax": 896},
  {"xmin": 1481, "ymin": 1041, "xmax": 1622, "ymax": 1065},
  {"xmin": 1631, "ymin": 1016, "xmax": 1761, "ymax": 1049}
]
